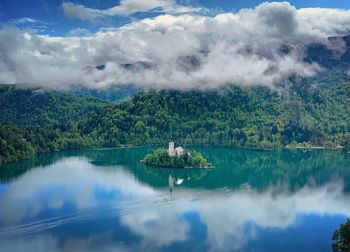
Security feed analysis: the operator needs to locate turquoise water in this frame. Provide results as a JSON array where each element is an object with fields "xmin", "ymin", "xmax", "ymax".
[{"xmin": 0, "ymin": 147, "xmax": 349, "ymax": 252}]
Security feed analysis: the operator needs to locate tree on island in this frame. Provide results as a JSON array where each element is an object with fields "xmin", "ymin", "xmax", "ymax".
[{"xmin": 333, "ymin": 219, "xmax": 350, "ymax": 251}]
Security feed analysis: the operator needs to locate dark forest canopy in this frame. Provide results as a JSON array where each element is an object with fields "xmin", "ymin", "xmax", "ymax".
[{"xmin": 0, "ymin": 76, "xmax": 350, "ymax": 163}]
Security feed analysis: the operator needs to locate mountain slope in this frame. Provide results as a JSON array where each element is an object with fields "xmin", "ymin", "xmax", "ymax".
[
  {"xmin": 81, "ymin": 78, "xmax": 350, "ymax": 148},
  {"xmin": 0, "ymin": 84, "xmax": 106, "ymax": 127},
  {"xmin": 305, "ymin": 35, "xmax": 350, "ymax": 69},
  {"xmin": 0, "ymin": 80, "xmax": 350, "ymax": 163}
]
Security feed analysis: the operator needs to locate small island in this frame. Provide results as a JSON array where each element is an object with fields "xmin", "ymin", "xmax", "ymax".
[{"xmin": 142, "ymin": 141, "xmax": 213, "ymax": 169}]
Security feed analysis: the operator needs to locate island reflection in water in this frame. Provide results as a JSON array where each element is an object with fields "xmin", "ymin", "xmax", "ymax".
[{"xmin": 0, "ymin": 147, "xmax": 349, "ymax": 252}]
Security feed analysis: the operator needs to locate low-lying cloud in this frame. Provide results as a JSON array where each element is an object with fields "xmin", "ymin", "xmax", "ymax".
[{"xmin": 1, "ymin": 2, "xmax": 350, "ymax": 90}]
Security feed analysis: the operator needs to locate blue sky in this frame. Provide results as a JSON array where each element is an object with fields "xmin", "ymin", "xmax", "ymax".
[{"xmin": 1, "ymin": 0, "xmax": 350, "ymax": 36}]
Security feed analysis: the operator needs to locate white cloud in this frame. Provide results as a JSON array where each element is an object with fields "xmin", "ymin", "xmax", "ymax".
[
  {"xmin": 62, "ymin": 0, "xmax": 205, "ymax": 21},
  {"xmin": 67, "ymin": 27, "xmax": 92, "ymax": 37},
  {"xmin": 6, "ymin": 17, "xmax": 52, "ymax": 34},
  {"xmin": 9, "ymin": 17, "xmax": 37, "ymax": 25},
  {"xmin": 62, "ymin": 2, "xmax": 104, "ymax": 22},
  {"xmin": 1, "ymin": 2, "xmax": 350, "ymax": 90}
]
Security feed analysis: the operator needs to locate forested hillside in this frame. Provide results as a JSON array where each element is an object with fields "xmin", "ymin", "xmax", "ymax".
[
  {"xmin": 82, "ymin": 78, "xmax": 350, "ymax": 148},
  {"xmin": 0, "ymin": 84, "xmax": 106, "ymax": 163},
  {"xmin": 1, "ymin": 78, "xmax": 350, "ymax": 163},
  {"xmin": 0, "ymin": 84, "xmax": 105, "ymax": 126}
]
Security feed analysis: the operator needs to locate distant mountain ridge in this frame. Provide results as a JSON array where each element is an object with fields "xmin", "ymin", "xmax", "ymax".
[
  {"xmin": 305, "ymin": 35, "xmax": 350, "ymax": 69},
  {"xmin": 73, "ymin": 34, "xmax": 350, "ymax": 102}
]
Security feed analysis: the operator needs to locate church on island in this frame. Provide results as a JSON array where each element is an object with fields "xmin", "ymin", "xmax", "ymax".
[
  {"xmin": 168, "ymin": 140, "xmax": 184, "ymax": 156},
  {"xmin": 142, "ymin": 140, "xmax": 211, "ymax": 168}
]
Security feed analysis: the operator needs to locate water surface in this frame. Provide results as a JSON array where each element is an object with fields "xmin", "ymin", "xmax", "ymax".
[{"xmin": 0, "ymin": 147, "xmax": 349, "ymax": 252}]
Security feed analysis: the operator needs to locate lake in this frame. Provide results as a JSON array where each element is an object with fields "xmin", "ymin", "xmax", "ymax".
[{"xmin": 0, "ymin": 147, "xmax": 349, "ymax": 252}]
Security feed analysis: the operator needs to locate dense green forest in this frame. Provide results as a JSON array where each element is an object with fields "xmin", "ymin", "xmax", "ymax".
[
  {"xmin": 143, "ymin": 148, "xmax": 211, "ymax": 168},
  {"xmin": 1, "ymin": 77, "xmax": 350, "ymax": 163},
  {"xmin": 0, "ymin": 84, "xmax": 105, "ymax": 127}
]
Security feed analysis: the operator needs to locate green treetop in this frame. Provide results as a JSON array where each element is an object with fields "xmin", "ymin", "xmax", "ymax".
[{"xmin": 143, "ymin": 148, "xmax": 212, "ymax": 168}]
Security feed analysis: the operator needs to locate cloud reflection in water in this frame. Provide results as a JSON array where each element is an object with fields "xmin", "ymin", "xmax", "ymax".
[{"xmin": 0, "ymin": 155, "xmax": 348, "ymax": 251}]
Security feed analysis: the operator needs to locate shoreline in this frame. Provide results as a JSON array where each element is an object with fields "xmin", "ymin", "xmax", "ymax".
[
  {"xmin": 332, "ymin": 242, "xmax": 349, "ymax": 251},
  {"xmin": 141, "ymin": 161, "xmax": 214, "ymax": 169},
  {"xmin": 285, "ymin": 146, "xmax": 344, "ymax": 150},
  {"xmin": 140, "ymin": 159, "xmax": 215, "ymax": 169},
  {"xmin": 1, "ymin": 144, "xmax": 348, "ymax": 165}
]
